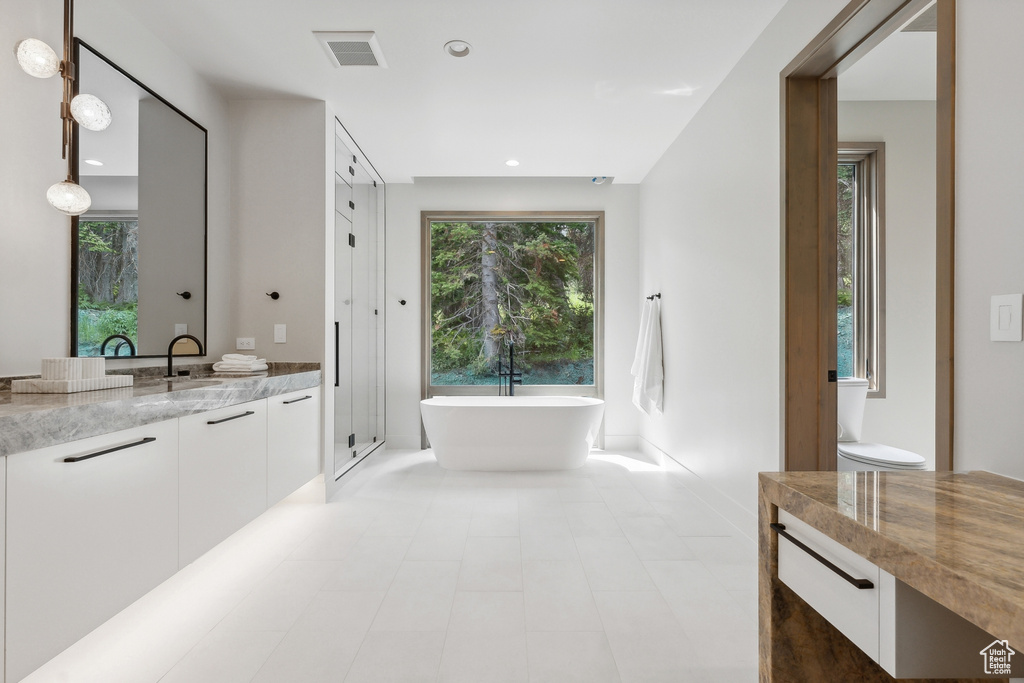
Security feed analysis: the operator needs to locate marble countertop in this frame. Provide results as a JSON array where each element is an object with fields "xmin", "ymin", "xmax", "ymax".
[
  {"xmin": 0, "ymin": 363, "xmax": 321, "ymax": 458},
  {"xmin": 759, "ymin": 470, "xmax": 1024, "ymax": 651}
]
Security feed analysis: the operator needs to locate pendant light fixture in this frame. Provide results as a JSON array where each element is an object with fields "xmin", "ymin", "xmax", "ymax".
[{"xmin": 14, "ymin": 0, "xmax": 112, "ymax": 215}]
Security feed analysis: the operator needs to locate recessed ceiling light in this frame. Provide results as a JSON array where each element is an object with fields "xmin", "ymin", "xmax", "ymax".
[
  {"xmin": 506, "ymin": 159, "xmax": 520, "ymax": 167},
  {"xmin": 84, "ymin": 159, "xmax": 104, "ymax": 166},
  {"xmin": 444, "ymin": 40, "xmax": 472, "ymax": 58}
]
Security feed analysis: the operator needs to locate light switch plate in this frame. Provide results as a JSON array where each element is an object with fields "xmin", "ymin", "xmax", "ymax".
[
  {"xmin": 274, "ymin": 324, "xmax": 286, "ymax": 344},
  {"xmin": 990, "ymin": 294, "xmax": 1023, "ymax": 342}
]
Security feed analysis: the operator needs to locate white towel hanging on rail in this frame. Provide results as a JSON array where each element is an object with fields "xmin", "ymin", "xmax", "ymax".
[{"xmin": 631, "ymin": 297, "xmax": 664, "ymax": 416}]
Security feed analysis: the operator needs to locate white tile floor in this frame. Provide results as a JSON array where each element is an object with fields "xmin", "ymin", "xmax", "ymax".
[{"xmin": 25, "ymin": 448, "xmax": 759, "ymax": 683}]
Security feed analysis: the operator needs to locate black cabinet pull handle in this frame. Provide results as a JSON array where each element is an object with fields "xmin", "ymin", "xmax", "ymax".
[
  {"xmin": 771, "ymin": 523, "xmax": 874, "ymax": 589},
  {"xmin": 64, "ymin": 437, "xmax": 156, "ymax": 463},
  {"xmin": 283, "ymin": 395, "xmax": 312, "ymax": 405},
  {"xmin": 207, "ymin": 410, "xmax": 255, "ymax": 425}
]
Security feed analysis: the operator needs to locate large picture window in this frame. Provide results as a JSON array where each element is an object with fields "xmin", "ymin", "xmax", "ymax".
[
  {"xmin": 837, "ymin": 142, "xmax": 885, "ymax": 395},
  {"xmin": 422, "ymin": 211, "xmax": 603, "ymax": 396}
]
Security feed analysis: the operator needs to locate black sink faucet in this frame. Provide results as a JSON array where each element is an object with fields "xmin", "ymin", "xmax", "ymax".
[
  {"xmin": 166, "ymin": 334, "xmax": 204, "ymax": 378},
  {"xmin": 497, "ymin": 342, "xmax": 523, "ymax": 396}
]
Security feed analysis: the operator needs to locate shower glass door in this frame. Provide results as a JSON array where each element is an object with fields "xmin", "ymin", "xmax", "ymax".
[{"xmin": 333, "ymin": 127, "xmax": 384, "ymax": 479}]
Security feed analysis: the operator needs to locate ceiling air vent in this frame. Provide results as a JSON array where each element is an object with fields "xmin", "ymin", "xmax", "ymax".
[
  {"xmin": 314, "ymin": 31, "xmax": 387, "ymax": 68},
  {"xmin": 901, "ymin": 4, "xmax": 937, "ymax": 32}
]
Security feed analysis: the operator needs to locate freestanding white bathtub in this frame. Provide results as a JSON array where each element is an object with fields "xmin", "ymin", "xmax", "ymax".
[{"xmin": 420, "ymin": 395, "xmax": 605, "ymax": 471}]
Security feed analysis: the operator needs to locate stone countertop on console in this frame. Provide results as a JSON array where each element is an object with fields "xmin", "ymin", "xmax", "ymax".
[
  {"xmin": 759, "ymin": 470, "xmax": 1024, "ymax": 651},
  {"xmin": 0, "ymin": 364, "xmax": 321, "ymax": 458}
]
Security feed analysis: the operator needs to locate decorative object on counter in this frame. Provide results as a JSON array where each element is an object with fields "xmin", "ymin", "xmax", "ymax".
[
  {"xmin": 13, "ymin": 0, "xmax": 111, "ymax": 215},
  {"xmin": 12, "ymin": 357, "xmax": 132, "ymax": 394},
  {"xmin": 212, "ymin": 354, "xmax": 268, "ymax": 374}
]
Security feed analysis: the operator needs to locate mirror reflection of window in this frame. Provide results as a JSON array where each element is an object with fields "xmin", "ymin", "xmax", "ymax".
[
  {"xmin": 73, "ymin": 40, "xmax": 207, "ymax": 358},
  {"xmin": 77, "ymin": 216, "xmax": 139, "ymax": 356}
]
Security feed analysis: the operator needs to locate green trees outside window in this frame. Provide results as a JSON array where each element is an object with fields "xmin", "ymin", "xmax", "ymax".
[
  {"xmin": 837, "ymin": 163, "xmax": 855, "ymax": 378},
  {"xmin": 77, "ymin": 220, "xmax": 139, "ymax": 355},
  {"xmin": 430, "ymin": 220, "xmax": 595, "ymax": 386}
]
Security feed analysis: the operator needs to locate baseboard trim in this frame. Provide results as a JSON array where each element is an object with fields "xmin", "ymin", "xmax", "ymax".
[
  {"xmin": 384, "ymin": 435, "xmax": 421, "ymax": 450},
  {"xmin": 638, "ymin": 436, "xmax": 757, "ymax": 543},
  {"xmin": 603, "ymin": 434, "xmax": 640, "ymax": 451}
]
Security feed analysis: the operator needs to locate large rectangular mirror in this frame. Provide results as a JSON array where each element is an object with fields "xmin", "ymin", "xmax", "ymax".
[{"xmin": 72, "ymin": 39, "xmax": 207, "ymax": 358}]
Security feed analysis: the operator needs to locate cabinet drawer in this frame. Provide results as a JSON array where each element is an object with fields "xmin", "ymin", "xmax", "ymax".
[
  {"xmin": 6, "ymin": 421, "xmax": 179, "ymax": 682},
  {"xmin": 179, "ymin": 400, "xmax": 268, "ymax": 566},
  {"xmin": 267, "ymin": 389, "xmax": 320, "ymax": 506},
  {"xmin": 776, "ymin": 510, "xmax": 880, "ymax": 660}
]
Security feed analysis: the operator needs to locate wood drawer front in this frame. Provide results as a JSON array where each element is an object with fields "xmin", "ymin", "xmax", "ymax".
[{"xmin": 777, "ymin": 510, "xmax": 880, "ymax": 660}]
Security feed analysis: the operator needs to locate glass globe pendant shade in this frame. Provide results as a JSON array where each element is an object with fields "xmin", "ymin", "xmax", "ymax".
[
  {"xmin": 46, "ymin": 180, "xmax": 92, "ymax": 216},
  {"xmin": 70, "ymin": 94, "xmax": 112, "ymax": 131},
  {"xmin": 15, "ymin": 38, "xmax": 60, "ymax": 78}
]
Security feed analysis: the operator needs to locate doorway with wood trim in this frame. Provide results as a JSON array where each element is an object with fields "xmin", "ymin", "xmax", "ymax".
[{"xmin": 781, "ymin": 0, "xmax": 955, "ymax": 472}]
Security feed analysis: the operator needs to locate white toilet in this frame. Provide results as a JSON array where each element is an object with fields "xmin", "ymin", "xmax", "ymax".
[{"xmin": 836, "ymin": 377, "xmax": 926, "ymax": 472}]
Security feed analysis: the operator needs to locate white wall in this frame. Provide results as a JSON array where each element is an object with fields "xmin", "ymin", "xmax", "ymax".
[
  {"xmin": 385, "ymin": 178, "xmax": 640, "ymax": 449},
  {"xmin": 1, "ymin": 0, "xmax": 76, "ymax": 375},
  {"xmin": 954, "ymin": 1, "xmax": 1024, "ymax": 481},
  {"xmin": 838, "ymin": 100, "xmax": 936, "ymax": 469},
  {"xmin": 0, "ymin": 0, "xmax": 231, "ymax": 375},
  {"xmin": 637, "ymin": 0, "xmax": 850, "ymax": 530},
  {"xmin": 228, "ymin": 100, "xmax": 328, "ymax": 364}
]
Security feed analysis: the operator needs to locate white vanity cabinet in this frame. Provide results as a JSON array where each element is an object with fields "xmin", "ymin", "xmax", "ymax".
[
  {"xmin": 5, "ymin": 420, "xmax": 179, "ymax": 682},
  {"xmin": 178, "ymin": 399, "xmax": 268, "ymax": 566},
  {"xmin": 267, "ymin": 389, "xmax": 320, "ymax": 506},
  {"xmin": 776, "ymin": 509, "xmax": 1003, "ymax": 679}
]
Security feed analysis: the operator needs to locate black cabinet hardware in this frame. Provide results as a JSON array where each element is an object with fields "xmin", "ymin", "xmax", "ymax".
[
  {"xmin": 334, "ymin": 322, "xmax": 340, "ymax": 387},
  {"xmin": 207, "ymin": 410, "xmax": 255, "ymax": 425},
  {"xmin": 348, "ymin": 233, "xmax": 356, "ymax": 248},
  {"xmin": 283, "ymin": 395, "xmax": 312, "ymax": 405},
  {"xmin": 64, "ymin": 437, "xmax": 156, "ymax": 463},
  {"xmin": 771, "ymin": 523, "xmax": 874, "ymax": 589}
]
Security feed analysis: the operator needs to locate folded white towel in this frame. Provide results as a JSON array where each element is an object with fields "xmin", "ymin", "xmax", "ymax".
[
  {"xmin": 214, "ymin": 352, "xmax": 268, "ymax": 373},
  {"xmin": 222, "ymin": 354, "xmax": 258, "ymax": 362},
  {"xmin": 213, "ymin": 361, "xmax": 268, "ymax": 373}
]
